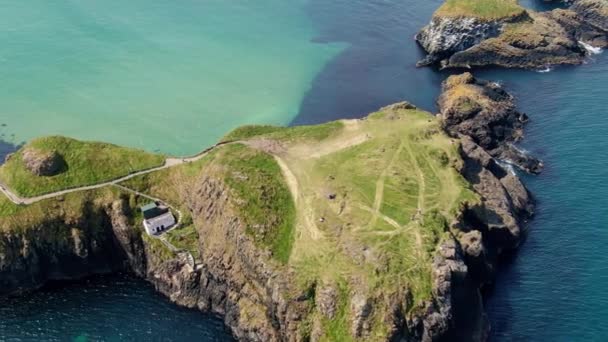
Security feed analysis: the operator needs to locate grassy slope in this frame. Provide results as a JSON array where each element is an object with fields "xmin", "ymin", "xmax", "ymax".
[
  {"xmin": 222, "ymin": 121, "xmax": 344, "ymax": 143},
  {"xmin": 228, "ymin": 107, "xmax": 478, "ymax": 340},
  {"xmin": 121, "ymin": 144, "xmax": 297, "ymax": 264},
  {"xmin": 0, "ymin": 136, "xmax": 165, "ymax": 197},
  {"xmin": 0, "ymin": 187, "xmax": 118, "ymax": 232},
  {"xmin": 434, "ymin": 0, "xmax": 525, "ymax": 20},
  {"xmin": 220, "ymin": 144, "xmax": 296, "ymax": 263}
]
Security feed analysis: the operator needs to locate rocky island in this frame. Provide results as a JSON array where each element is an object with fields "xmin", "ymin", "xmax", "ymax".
[
  {"xmin": 0, "ymin": 74, "xmax": 538, "ymax": 341},
  {"xmin": 416, "ymin": 0, "xmax": 608, "ymax": 69}
]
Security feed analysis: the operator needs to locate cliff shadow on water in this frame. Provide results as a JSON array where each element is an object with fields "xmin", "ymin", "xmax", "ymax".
[{"xmin": 0, "ymin": 273, "xmax": 234, "ymax": 341}]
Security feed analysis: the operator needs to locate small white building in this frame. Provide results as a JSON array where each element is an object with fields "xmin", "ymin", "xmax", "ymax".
[{"xmin": 141, "ymin": 202, "xmax": 176, "ymax": 235}]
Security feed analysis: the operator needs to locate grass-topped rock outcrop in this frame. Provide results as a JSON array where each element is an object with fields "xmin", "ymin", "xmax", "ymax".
[
  {"xmin": 0, "ymin": 136, "xmax": 164, "ymax": 197},
  {"xmin": 416, "ymin": 0, "xmax": 608, "ymax": 69}
]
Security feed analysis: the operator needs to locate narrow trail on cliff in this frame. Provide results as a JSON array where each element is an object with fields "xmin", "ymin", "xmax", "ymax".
[
  {"xmin": 0, "ymin": 142, "xmax": 235, "ymax": 206},
  {"xmin": 367, "ymin": 139, "xmax": 405, "ymax": 230}
]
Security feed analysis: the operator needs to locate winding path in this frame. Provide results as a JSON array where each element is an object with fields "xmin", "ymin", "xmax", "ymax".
[
  {"xmin": 0, "ymin": 142, "xmax": 231, "ymax": 206},
  {"xmin": 0, "ymin": 142, "xmax": 236, "ymax": 266}
]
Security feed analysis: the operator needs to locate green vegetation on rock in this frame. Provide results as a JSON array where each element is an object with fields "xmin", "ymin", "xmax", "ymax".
[
  {"xmin": 222, "ymin": 121, "xmax": 344, "ymax": 143},
  {"xmin": 221, "ymin": 144, "xmax": 296, "ymax": 264},
  {"xmin": 0, "ymin": 136, "xmax": 165, "ymax": 197},
  {"xmin": 121, "ymin": 143, "xmax": 297, "ymax": 264},
  {"xmin": 0, "ymin": 187, "xmax": 122, "ymax": 233},
  {"xmin": 434, "ymin": 0, "xmax": 525, "ymax": 20}
]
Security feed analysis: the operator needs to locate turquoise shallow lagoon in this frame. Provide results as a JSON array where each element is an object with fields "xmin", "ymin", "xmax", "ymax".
[
  {"xmin": 0, "ymin": 0, "xmax": 344, "ymax": 155},
  {"xmin": 1, "ymin": 0, "xmax": 608, "ymax": 341}
]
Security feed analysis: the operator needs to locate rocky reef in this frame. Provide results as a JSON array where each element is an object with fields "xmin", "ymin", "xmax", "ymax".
[{"xmin": 416, "ymin": 0, "xmax": 608, "ymax": 69}]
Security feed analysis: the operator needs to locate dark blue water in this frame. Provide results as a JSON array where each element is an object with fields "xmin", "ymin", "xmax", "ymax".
[
  {"xmin": 0, "ymin": 275, "xmax": 233, "ymax": 341},
  {"xmin": 1, "ymin": 0, "xmax": 607, "ymax": 341},
  {"xmin": 475, "ymin": 62, "xmax": 608, "ymax": 341}
]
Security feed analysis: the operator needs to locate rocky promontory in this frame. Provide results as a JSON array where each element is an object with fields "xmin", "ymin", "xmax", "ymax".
[
  {"xmin": 0, "ymin": 79, "xmax": 537, "ymax": 341},
  {"xmin": 416, "ymin": 0, "xmax": 608, "ymax": 69}
]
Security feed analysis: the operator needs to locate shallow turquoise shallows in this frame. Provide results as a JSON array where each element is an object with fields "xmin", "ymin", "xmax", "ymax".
[
  {"xmin": 0, "ymin": 0, "xmax": 344, "ymax": 155},
  {"xmin": 1, "ymin": 0, "xmax": 608, "ymax": 341}
]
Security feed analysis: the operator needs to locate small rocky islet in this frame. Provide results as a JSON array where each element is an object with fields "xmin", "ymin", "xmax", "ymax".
[
  {"xmin": 1, "ymin": 0, "xmax": 603, "ymax": 341},
  {"xmin": 416, "ymin": 0, "xmax": 607, "ymax": 69}
]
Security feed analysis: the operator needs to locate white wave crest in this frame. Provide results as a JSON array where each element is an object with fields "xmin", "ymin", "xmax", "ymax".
[
  {"xmin": 509, "ymin": 143, "xmax": 530, "ymax": 155},
  {"xmin": 579, "ymin": 41, "xmax": 603, "ymax": 55},
  {"xmin": 497, "ymin": 160, "xmax": 518, "ymax": 176},
  {"xmin": 537, "ymin": 67, "xmax": 552, "ymax": 73}
]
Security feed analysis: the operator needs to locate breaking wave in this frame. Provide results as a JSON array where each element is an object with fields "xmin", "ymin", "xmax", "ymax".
[
  {"xmin": 537, "ymin": 66, "xmax": 553, "ymax": 73},
  {"xmin": 580, "ymin": 41, "xmax": 603, "ymax": 55}
]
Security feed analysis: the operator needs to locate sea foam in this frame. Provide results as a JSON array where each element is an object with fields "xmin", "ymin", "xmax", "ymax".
[
  {"xmin": 580, "ymin": 41, "xmax": 604, "ymax": 55},
  {"xmin": 537, "ymin": 66, "xmax": 553, "ymax": 73}
]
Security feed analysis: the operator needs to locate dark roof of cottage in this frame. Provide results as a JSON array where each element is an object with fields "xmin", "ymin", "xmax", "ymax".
[
  {"xmin": 141, "ymin": 202, "xmax": 167, "ymax": 220},
  {"xmin": 141, "ymin": 202, "xmax": 157, "ymax": 212}
]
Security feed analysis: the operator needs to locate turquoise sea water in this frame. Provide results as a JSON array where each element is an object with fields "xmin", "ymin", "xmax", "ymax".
[
  {"xmin": 1, "ymin": 0, "xmax": 607, "ymax": 341},
  {"xmin": 0, "ymin": 0, "xmax": 344, "ymax": 155}
]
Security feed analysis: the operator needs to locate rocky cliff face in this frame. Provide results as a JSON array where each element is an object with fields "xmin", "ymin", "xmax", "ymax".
[
  {"xmin": 143, "ymin": 175, "xmax": 309, "ymax": 341},
  {"xmin": 415, "ymin": 16, "xmax": 506, "ymax": 67},
  {"xmin": 571, "ymin": 0, "xmax": 608, "ymax": 32},
  {"xmin": 427, "ymin": 73, "xmax": 538, "ymax": 340},
  {"xmin": 440, "ymin": 72, "xmax": 538, "ymax": 256},
  {"xmin": 416, "ymin": 0, "xmax": 608, "ymax": 69},
  {"xmin": 0, "ymin": 195, "xmax": 144, "ymax": 296}
]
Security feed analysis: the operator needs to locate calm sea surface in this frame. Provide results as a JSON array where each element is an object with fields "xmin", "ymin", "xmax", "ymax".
[{"xmin": 1, "ymin": 0, "xmax": 606, "ymax": 341}]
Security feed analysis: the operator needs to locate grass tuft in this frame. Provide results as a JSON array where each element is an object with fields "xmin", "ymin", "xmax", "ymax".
[{"xmin": 434, "ymin": 0, "xmax": 525, "ymax": 20}]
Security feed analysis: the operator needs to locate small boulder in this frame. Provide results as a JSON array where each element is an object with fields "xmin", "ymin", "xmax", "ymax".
[{"xmin": 22, "ymin": 148, "xmax": 65, "ymax": 176}]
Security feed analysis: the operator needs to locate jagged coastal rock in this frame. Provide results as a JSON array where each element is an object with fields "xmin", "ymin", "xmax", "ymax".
[
  {"xmin": 416, "ymin": 0, "xmax": 608, "ymax": 69},
  {"xmin": 415, "ymin": 10, "xmax": 527, "ymax": 67},
  {"xmin": 0, "ymin": 82, "xmax": 538, "ymax": 341},
  {"xmin": 438, "ymin": 72, "xmax": 543, "ymax": 173}
]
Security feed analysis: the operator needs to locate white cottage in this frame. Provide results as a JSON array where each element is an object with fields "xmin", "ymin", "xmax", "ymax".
[{"xmin": 141, "ymin": 202, "xmax": 176, "ymax": 235}]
